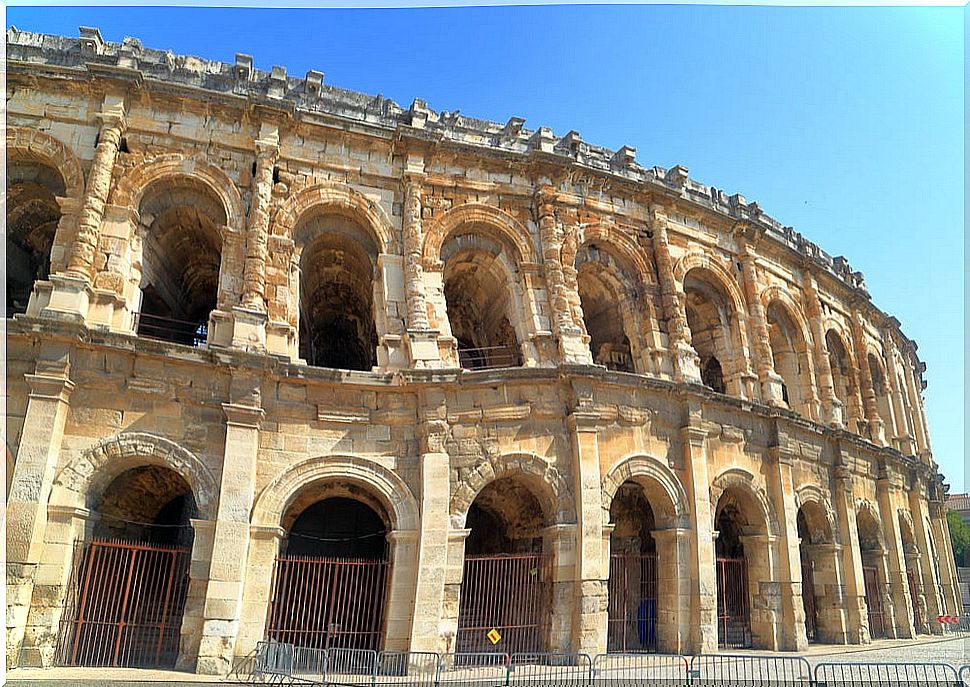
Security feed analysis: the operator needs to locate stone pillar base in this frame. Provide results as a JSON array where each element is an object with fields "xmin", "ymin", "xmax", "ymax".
[
  {"xmin": 761, "ymin": 371, "xmax": 787, "ymax": 407},
  {"xmin": 672, "ymin": 341, "xmax": 701, "ymax": 384},
  {"xmin": 266, "ymin": 320, "xmax": 297, "ymax": 359},
  {"xmin": 29, "ymin": 274, "xmax": 92, "ymax": 324},
  {"xmin": 218, "ymin": 305, "xmax": 268, "ymax": 352},
  {"xmin": 86, "ymin": 286, "xmax": 129, "ymax": 332},
  {"xmin": 405, "ymin": 329, "xmax": 442, "ymax": 368}
]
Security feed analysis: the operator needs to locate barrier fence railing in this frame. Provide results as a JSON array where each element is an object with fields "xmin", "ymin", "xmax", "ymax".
[
  {"xmin": 248, "ymin": 641, "xmax": 970, "ymax": 687},
  {"xmin": 813, "ymin": 661, "xmax": 958, "ymax": 686},
  {"xmin": 591, "ymin": 652, "xmax": 689, "ymax": 686},
  {"xmin": 691, "ymin": 653, "xmax": 812, "ymax": 685}
]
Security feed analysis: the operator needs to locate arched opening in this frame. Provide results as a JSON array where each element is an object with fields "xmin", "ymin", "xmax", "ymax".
[
  {"xmin": 297, "ymin": 216, "xmax": 377, "ymax": 371},
  {"xmin": 898, "ymin": 515, "xmax": 925, "ymax": 634},
  {"xmin": 6, "ymin": 161, "xmax": 65, "ymax": 317},
  {"xmin": 267, "ymin": 484, "xmax": 391, "ymax": 653},
  {"xmin": 684, "ymin": 270, "xmax": 737, "ymax": 395},
  {"xmin": 607, "ymin": 482, "xmax": 657, "ymax": 651},
  {"xmin": 867, "ymin": 353, "xmax": 894, "ymax": 436},
  {"xmin": 442, "ymin": 233, "xmax": 524, "ymax": 370},
  {"xmin": 576, "ymin": 244, "xmax": 639, "ymax": 373},
  {"xmin": 795, "ymin": 501, "xmax": 840, "ymax": 643},
  {"xmin": 136, "ymin": 179, "xmax": 224, "ymax": 347},
  {"xmin": 826, "ymin": 330, "xmax": 858, "ymax": 429},
  {"xmin": 766, "ymin": 302, "xmax": 811, "ymax": 415},
  {"xmin": 714, "ymin": 496, "xmax": 752, "ymax": 649},
  {"xmin": 55, "ymin": 465, "xmax": 196, "ymax": 668},
  {"xmin": 856, "ymin": 508, "xmax": 888, "ymax": 639},
  {"xmin": 458, "ymin": 477, "xmax": 551, "ymax": 653}
]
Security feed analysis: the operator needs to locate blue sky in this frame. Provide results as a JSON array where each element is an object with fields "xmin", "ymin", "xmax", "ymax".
[{"xmin": 9, "ymin": 5, "xmax": 965, "ymax": 490}]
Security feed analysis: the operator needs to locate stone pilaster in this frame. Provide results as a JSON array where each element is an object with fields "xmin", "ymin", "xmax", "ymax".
[
  {"xmin": 566, "ymin": 408, "xmax": 607, "ymax": 656},
  {"xmin": 880, "ymin": 331, "xmax": 916, "ymax": 455},
  {"xmin": 801, "ymin": 542, "xmax": 850, "ymax": 643},
  {"xmin": 195, "ymin": 392, "xmax": 264, "ymax": 674},
  {"xmin": 231, "ymin": 123, "xmax": 279, "ymax": 352},
  {"xmin": 6, "ymin": 352, "xmax": 75, "ymax": 668},
  {"xmin": 928, "ymin": 503, "xmax": 962, "ymax": 616},
  {"xmin": 537, "ymin": 188, "xmax": 590, "ymax": 365},
  {"xmin": 736, "ymin": 234, "xmax": 786, "ymax": 406},
  {"xmin": 409, "ymin": 391, "xmax": 451, "ymax": 653},
  {"xmin": 907, "ymin": 489, "xmax": 944, "ymax": 633},
  {"xmin": 876, "ymin": 469, "xmax": 916, "ymax": 638},
  {"xmin": 765, "ymin": 425, "xmax": 808, "ymax": 650},
  {"xmin": 651, "ymin": 527, "xmax": 691, "ymax": 653},
  {"xmin": 67, "ymin": 94, "xmax": 126, "ymax": 282},
  {"xmin": 802, "ymin": 272, "xmax": 843, "ymax": 426},
  {"xmin": 832, "ymin": 463, "xmax": 869, "ymax": 643},
  {"xmin": 738, "ymin": 532, "xmax": 781, "ymax": 650},
  {"xmin": 680, "ymin": 403, "xmax": 718, "ymax": 653},
  {"xmin": 649, "ymin": 204, "xmax": 701, "ymax": 383},
  {"xmin": 849, "ymin": 309, "xmax": 887, "ymax": 445},
  {"xmin": 402, "ymin": 169, "xmax": 442, "ymax": 368}
]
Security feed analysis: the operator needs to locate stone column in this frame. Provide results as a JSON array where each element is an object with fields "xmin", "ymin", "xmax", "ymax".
[
  {"xmin": 876, "ymin": 470, "xmax": 916, "ymax": 638},
  {"xmin": 832, "ymin": 464, "xmax": 869, "ymax": 643},
  {"xmin": 384, "ymin": 530, "xmax": 422, "ymax": 651},
  {"xmin": 195, "ymin": 394, "xmax": 264, "ymax": 674},
  {"xmin": 801, "ymin": 272, "xmax": 843, "ymax": 427},
  {"xmin": 904, "ymin": 549, "xmax": 929, "ymax": 635},
  {"xmin": 738, "ymin": 533, "xmax": 781, "ymax": 650},
  {"xmin": 681, "ymin": 403, "xmax": 718, "ymax": 652},
  {"xmin": 566, "ymin": 408, "xmax": 608, "ymax": 656},
  {"xmin": 880, "ymin": 331, "xmax": 916, "ymax": 455},
  {"xmin": 67, "ymin": 95, "xmax": 127, "ymax": 282},
  {"xmin": 402, "ymin": 170, "xmax": 442, "ymax": 368},
  {"xmin": 18, "ymin": 505, "xmax": 97, "ymax": 668},
  {"xmin": 651, "ymin": 527, "xmax": 691, "ymax": 654},
  {"xmin": 6, "ymin": 349, "xmax": 75, "ymax": 667},
  {"xmin": 30, "ymin": 198, "xmax": 91, "ymax": 322},
  {"xmin": 232, "ymin": 123, "xmax": 279, "ymax": 352},
  {"xmin": 543, "ymin": 523, "xmax": 579, "ymax": 654},
  {"xmin": 440, "ymin": 528, "xmax": 470, "ymax": 654},
  {"xmin": 536, "ymin": 188, "xmax": 590, "ymax": 365},
  {"xmin": 408, "ymin": 392, "xmax": 451, "ymax": 653},
  {"xmin": 236, "ymin": 526, "xmax": 286, "ymax": 655},
  {"xmin": 765, "ymin": 427, "xmax": 808, "ymax": 650},
  {"xmin": 929, "ymin": 504, "xmax": 961, "ymax": 616},
  {"xmin": 801, "ymin": 542, "xmax": 850, "ymax": 643},
  {"xmin": 649, "ymin": 204, "xmax": 701, "ymax": 383},
  {"xmin": 736, "ymin": 236, "xmax": 786, "ymax": 406},
  {"xmin": 902, "ymin": 357, "xmax": 933, "ymax": 460},
  {"xmin": 908, "ymin": 491, "xmax": 945, "ymax": 634},
  {"xmin": 849, "ymin": 310, "xmax": 887, "ymax": 445}
]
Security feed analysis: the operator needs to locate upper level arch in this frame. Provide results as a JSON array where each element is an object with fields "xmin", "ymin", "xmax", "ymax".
[
  {"xmin": 600, "ymin": 453, "xmax": 690, "ymax": 529},
  {"xmin": 423, "ymin": 203, "xmax": 535, "ymax": 268},
  {"xmin": 274, "ymin": 181, "xmax": 395, "ymax": 255},
  {"xmin": 113, "ymin": 154, "xmax": 245, "ymax": 234},
  {"xmin": 6, "ymin": 127, "xmax": 85, "ymax": 200}
]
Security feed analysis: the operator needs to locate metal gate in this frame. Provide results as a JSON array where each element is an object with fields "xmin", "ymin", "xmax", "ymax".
[
  {"xmin": 266, "ymin": 555, "xmax": 389, "ymax": 651},
  {"xmin": 607, "ymin": 553, "xmax": 657, "ymax": 651},
  {"xmin": 456, "ymin": 554, "xmax": 551, "ymax": 654},
  {"xmin": 863, "ymin": 565, "xmax": 886, "ymax": 639},
  {"xmin": 716, "ymin": 557, "xmax": 751, "ymax": 648},
  {"xmin": 906, "ymin": 569, "xmax": 922, "ymax": 633},
  {"xmin": 55, "ymin": 538, "xmax": 191, "ymax": 668},
  {"xmin": 801, "ymin": 556, "xmax": 818, "ymax": 642}
]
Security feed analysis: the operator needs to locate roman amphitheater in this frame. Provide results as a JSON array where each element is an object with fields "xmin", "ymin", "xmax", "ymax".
[{"xmin": 4, "ymin": 27, "xmax": 961, "ymax": 677}]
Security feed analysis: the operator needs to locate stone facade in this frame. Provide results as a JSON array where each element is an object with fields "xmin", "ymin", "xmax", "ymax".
[{"xmin": 5, "ymin": 27, "xmax": 960, "ymax": 675}]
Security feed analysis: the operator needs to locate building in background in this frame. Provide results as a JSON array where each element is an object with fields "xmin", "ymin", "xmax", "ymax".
[{"xmin": 5, "ymin": 27, "xmax": 961, "ymax": 675}]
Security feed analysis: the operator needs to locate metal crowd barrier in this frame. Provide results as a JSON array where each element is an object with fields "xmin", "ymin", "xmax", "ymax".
[
  {"xmin": 813, "ymin": 661, "xmax": 959, "ymax": 686},
  {"xmin": 248, "ymin": 642, "xmax": 970, "ymax": 687},
  {"xmin": 591, "ymin": 652, "xmax": 689, "ymax": 686},
  {"xmin": 691, "ymin": 654, "xmax": 812, "ymax": 685},
  {"xmin": 507, "ymin": 652, "xmax": 592, "ymax": 686},
  {"xmin": 436, "ymin": 652, "xmax": 511, "ymax": 686}
]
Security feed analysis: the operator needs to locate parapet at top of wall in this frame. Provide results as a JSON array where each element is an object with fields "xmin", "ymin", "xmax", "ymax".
[{"xmin": 7, "ymin": 26, "xmax": 872, "ymax": 301}]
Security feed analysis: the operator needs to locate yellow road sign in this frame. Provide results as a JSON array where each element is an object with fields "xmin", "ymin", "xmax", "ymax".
[{"xmin": 486, "ymin": 628, "xmax": 501, "ymax": 645}]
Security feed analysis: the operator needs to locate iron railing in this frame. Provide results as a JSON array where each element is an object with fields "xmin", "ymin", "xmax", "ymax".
[
  {"xmin": 607, "ymin": 553, "xmax": 657, "ymax": 652},
  {"xmin": 716, "ymin": 557, "xmax": 751, "ymax": 649},
  {"xmin": 691, "ymin": 654, "xmax": 811, "ymax": 686},
  {"xmin": 813, "ymin": 661, "xmax": 958, "ymax": 686},
  {"xmin": 134, "ymin": 311, "xmax": 208, "ymax": 347},
  {"xmin": 457, "ymin": 345, "xmax": 521, "ymax": 370}
]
